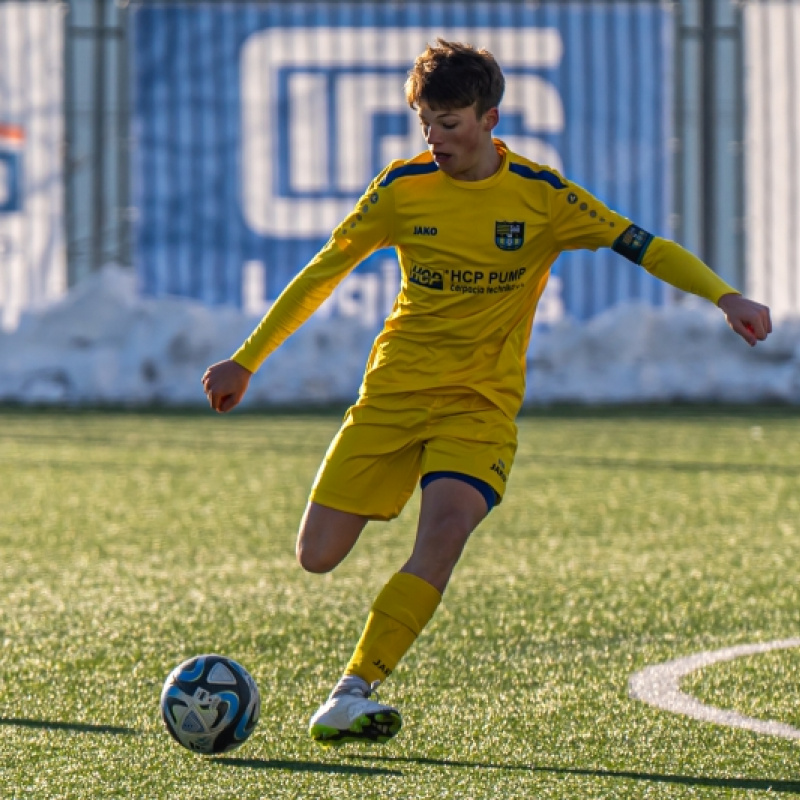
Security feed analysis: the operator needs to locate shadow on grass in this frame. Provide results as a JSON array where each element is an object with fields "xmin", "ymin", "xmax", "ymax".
[
  {"xmin": 346, "ymin": 755, "xmax": 800, "ymax": 793},
  {"xmin": 214, "ymin": 756, "xmax": 400, "ymax": 776},
  {"xmin": 546, "ymin": 766, "xmax": 800, "ymax": 794},
  {"xmin": 0, "ymin": 717, "xmax": 138, "ymax": 735}
]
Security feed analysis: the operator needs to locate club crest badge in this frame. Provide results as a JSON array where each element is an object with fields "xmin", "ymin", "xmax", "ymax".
[{"xmin": 495, "ymin": 221, "xmax": 525, "ymax": 251}]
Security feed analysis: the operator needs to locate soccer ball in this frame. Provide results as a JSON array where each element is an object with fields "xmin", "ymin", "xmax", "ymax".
[{"xmin": 160, "ymin": 654, "xmax": 260, "ymax": 754}]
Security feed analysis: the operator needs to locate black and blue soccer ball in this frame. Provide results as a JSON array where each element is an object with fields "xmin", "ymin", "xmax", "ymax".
[{"xmin": 160, "ymin": 654, "xmax": 260, "ymax": 754}]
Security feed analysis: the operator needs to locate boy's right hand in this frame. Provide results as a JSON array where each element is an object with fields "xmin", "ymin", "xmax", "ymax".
[{"xmin": 202, "ymin": 359, "xmax": 253, "ymax": 413}]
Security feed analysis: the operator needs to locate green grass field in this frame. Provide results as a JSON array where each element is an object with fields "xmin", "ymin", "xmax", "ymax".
[{"xmin": 1, "ymin": 405, "xmax": 800, "ymax": 799}]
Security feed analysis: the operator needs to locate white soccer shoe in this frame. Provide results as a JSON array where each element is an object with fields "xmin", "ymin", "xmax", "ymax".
[{"xmin": 308, "ymin": 680, "xmax": 402, "ymax": 746}]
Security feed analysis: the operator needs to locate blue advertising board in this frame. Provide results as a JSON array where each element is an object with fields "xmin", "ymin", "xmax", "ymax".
[{"xmin": 131, "ymin": 2, "xmax": 672, "ymax": 327}]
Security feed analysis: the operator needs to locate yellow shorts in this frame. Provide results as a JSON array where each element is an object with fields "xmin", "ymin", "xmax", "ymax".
[{"xmin": 310, "ymin": 391, "xmax": 518, "ymax": 520}]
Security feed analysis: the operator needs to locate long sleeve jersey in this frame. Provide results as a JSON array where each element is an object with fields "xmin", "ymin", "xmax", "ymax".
[{"xmin": 233, "ymin": 140, "xmax": 736, "ymax": 419}]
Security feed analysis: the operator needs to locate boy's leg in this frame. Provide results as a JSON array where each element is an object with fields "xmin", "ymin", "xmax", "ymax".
[
  {"xmin": 304, "ymin": 393, "xmax": 511, "ymax": 745},
  {"xmin": 295, "ymin": 396, "xmax": 422, "ymax": 574},
  {"xmin": 296, "ymin": 501, "xmax": 369, "ymax": 574},
  {"xmin": 343, "ymin": 477, "xmax": 488, "ymax": 684},
  {"xmin": 309, "ymin": 477, "xmax": 489, "ymax": 746},
  {"xmin": 401, "ymin": 476, "xmax": 490, "ymax": 592}
]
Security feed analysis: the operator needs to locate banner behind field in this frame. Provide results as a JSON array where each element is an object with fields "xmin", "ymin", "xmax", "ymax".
[
  {"xmin": 0, "ymin": 3, "xmax": 65, "ymax": 331},
  {"xmin": 131, "ymin": 3, "xmax": 673, "ymax": 328}
]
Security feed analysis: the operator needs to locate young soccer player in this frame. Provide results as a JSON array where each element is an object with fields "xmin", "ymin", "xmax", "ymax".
[{"xmin": 202, "ymin": 39, "xmax": 772, "ymax": 746}]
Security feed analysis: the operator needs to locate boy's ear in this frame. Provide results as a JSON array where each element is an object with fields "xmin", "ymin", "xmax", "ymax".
[{"xmin": 483, "ymin": 107, "xmax": 499, "ymax": 131}]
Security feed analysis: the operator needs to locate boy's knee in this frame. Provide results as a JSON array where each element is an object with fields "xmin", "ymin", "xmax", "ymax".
[
  {"xmin": 295, "ymin": 539, "xmax": 336, "ymax": 574},
  {"xmin": 295, "ymin": 503, "xmax": 366, "ymax": 573}
]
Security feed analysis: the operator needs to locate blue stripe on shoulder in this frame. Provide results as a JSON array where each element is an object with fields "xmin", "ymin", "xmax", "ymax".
[
  {"xmin": 379, "ymin": 162, "xmax": 439, "ymax": 187},
  {"xmin": 508, "ymin": 162, "xmax": 567, "ymax": 189}
]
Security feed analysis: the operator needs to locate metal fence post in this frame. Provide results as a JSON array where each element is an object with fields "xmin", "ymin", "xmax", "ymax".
[
  {"xmin": 700, "ymin": 0, "xmax": 717, "ymax": 271},
  {"xmin": 65, "ymin": 0, "xmax": 129, "ymax": 286},
  {"xmin": 92, "ymin": 0, "xmax": 105, "ymax": 275}
]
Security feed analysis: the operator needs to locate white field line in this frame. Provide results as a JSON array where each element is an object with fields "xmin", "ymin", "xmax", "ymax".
[{"xmin": 629, "ymin": 638, "xmax": 800, "ymax": 740}]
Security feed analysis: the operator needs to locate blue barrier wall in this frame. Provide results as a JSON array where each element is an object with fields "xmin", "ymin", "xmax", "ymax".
[{"xmin": 131, "ymin": 2, "xmax": 672, "ymax": 327}]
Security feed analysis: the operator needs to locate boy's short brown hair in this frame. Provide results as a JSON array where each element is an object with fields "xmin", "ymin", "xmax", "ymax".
[{"xmin": 405, "ymin": 39, "xmax": 505, "ymax": 117}]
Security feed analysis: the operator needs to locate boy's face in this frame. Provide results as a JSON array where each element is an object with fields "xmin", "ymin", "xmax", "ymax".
[{"xmin": 417, "ymin": 102, "xmax": 499, "ymax": 180}]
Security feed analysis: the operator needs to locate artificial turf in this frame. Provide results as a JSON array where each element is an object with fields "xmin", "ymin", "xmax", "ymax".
[{"xmin": 0, "ymin": 406, "xmax": 798, "ymax": 799}]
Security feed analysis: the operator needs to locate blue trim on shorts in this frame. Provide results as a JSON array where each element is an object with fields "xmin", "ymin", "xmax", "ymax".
[{"xmin": 420, "ymin": 471, "xmax": 497, "ymax": 512}]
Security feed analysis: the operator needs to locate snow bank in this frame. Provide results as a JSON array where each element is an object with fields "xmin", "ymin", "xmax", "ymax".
[
  {"xmin": 0, "ymin": 265, "xmax": 796, "ymax": 407},
  {"xmin": 528, "ymin": 301, "xmax": 800, "ymax": 404}
]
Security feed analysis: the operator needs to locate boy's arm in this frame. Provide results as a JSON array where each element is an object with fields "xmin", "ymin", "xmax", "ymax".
[
  {"xmin": 202, "ymin": 240, "xmax": 362, "ymax": 412},
  {"xmin": 202, "ymin": 170, "xmax": 395, "ymax": 413},
  {"xmin": 232, "ymin": 237, "xmax": 363, "ymax": 372},
  {"xmin": 621, "ymin": 232, "xmax": 772, "ymax": 346},
  {"xmin": 548, "ymin": 176, "xmax": 772, "ymax": 346}
]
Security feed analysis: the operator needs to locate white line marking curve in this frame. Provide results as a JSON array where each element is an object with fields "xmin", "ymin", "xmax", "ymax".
[{"xmin": 629, "ymin": 638, "xmax": 800, "ymax": 740}]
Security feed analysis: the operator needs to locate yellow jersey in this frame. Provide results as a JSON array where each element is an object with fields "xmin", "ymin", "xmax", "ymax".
[{"xmin": 233, "ymin": 140, "xmax": 735, "ymax": 419}]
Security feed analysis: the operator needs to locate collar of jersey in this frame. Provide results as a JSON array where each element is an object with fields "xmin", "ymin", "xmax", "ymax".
[{"xmin": 437, "ymin": 140, "xmax": 509, "ymax": 191}]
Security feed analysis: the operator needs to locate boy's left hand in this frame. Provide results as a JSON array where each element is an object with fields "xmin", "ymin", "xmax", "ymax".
[{"xmin": 717, "ymin": 293, "xmax": 772, "ymax": 346}]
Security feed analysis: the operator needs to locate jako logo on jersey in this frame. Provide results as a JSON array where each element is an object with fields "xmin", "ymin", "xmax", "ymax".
[
  {"xmin": 413, "ymin": 225, "xmax": 438, "ymax": 236},
  {"xmin": 495, "ymin": 221, "xmax": 525, "ymax": 251},
  {"xmin": 409, "ymin": 265, "xmax": 443, "ymax": 290}
]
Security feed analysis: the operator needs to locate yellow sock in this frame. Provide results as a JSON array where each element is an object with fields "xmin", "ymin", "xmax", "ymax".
[{"xmin": 344, "ymin": 572, "xmax": 442, "ymax": 685}]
